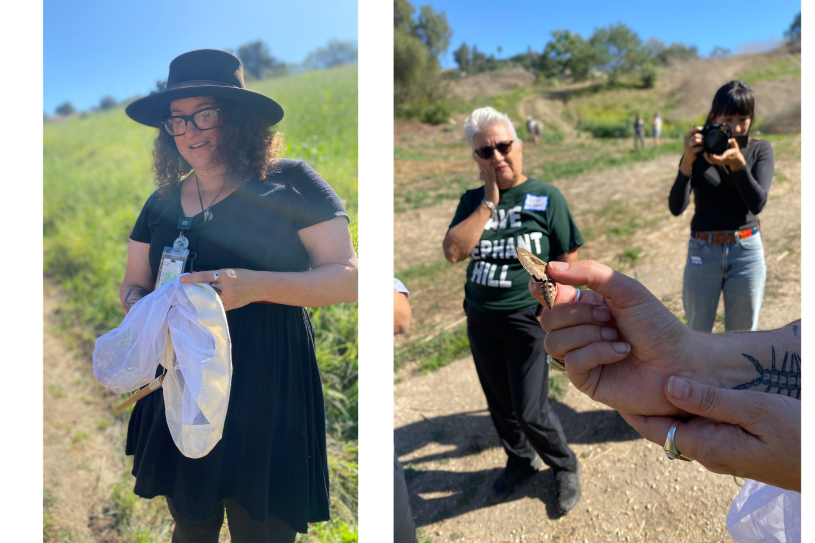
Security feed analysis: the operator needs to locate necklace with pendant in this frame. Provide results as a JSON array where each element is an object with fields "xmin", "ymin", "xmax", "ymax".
[{"xmin": 195, "ymin": 173, "xmax": 226, "ymax": 222}]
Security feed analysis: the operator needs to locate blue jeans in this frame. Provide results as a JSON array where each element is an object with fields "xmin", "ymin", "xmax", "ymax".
[{"xmin": 682, "ymin": 232, "xmax": 766, "ymax": 332}]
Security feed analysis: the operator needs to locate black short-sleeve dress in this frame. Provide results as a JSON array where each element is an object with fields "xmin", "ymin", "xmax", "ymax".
[{"xmin": 126, "ymin": 159, "xmax": 347, "ymax": 533}]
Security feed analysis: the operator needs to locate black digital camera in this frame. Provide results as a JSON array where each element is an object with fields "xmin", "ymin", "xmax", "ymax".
[
  {"xmin": 699, "ymin": 124, "xmax": 749, "ymax": 155},
  {"xmin": 700, "ymin": 123, "xmax": 732, "ymax": 155}
]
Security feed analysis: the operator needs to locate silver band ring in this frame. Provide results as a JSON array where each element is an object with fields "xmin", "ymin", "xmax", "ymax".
[
  {"xmin": 663, "ymin": 420, "xmax": 693, "ymax": 462},
  {"xmin": 574, "ymin": 289, "xmax": 581, "ymax": 303},
  {"xmin": 211, "ymin": 270, "xmax": 220, "ymax": 283},
  {"xmin": 546, "ymin": 355, "xmax": 566, "ymax": 373}
]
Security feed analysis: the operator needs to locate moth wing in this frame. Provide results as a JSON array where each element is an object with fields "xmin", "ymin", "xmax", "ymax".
[{"xmin": 516, "ymin": 247, "xmax": 549, "ymax": 282}]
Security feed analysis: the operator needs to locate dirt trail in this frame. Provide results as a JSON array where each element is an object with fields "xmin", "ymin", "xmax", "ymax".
[
  {"xmin": 43, "ymin": 281, "xmax": 129, "ymax": 541},
  {"xmin": 517, "ymin": 95, "xmax": 575, "ymax": 140},
  {"xmin": 396, "ymin": 358, "xmax": 742, "ymax": 543}
]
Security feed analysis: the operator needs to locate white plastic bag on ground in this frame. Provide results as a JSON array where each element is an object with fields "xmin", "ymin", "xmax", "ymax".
[
  {"xmin": 727, "ymin": 479, "xmax": 801, "ymax": 543},
  {"xmin": 93, "ymin": 278, "xmax": 232, "ymax": 458}
]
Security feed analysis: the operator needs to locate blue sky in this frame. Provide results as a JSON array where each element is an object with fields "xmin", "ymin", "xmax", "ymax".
[
  {"xmin": 425, "ymin": 0, "xmax": 800, "ymax": 69},
  {"xmin": 44, "ymin": 0, "xmax": 358, "ymax": 114}
]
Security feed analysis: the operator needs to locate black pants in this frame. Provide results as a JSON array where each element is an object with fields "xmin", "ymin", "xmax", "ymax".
[
  {"xmin": 394, "ymin": 453, "xmax": 419, "ymax": 543},
  {"xmin": 166, "ymin": 497, "xmax": 296, "ymax": 543},
  {"xmin": 465, "ymin": 303, "xmax": 577, "ymax": 473}
]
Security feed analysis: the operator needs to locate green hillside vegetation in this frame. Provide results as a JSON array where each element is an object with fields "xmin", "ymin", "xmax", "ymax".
[
  {"xmin": 736, "ymin": 52, "xmax": 801, "ymax": 82},
  {"xmin": 44, "ymin": 64, "xmax": 358, "ymax": 542}
]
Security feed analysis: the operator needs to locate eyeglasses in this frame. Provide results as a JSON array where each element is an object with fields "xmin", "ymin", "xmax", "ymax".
[
  {"xmin": 162, "ymin": 107, "xmax": 221, "ymax": 136},
  {"xmin": 474, "ymin": 140, "xmax": 513, "ymax": 159}
]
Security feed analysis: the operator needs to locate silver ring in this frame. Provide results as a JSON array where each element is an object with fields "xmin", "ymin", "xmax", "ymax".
[
  {"xmin": 546, "ymin": 355, "xmax": 566, "ymax": 372},
  {"xmin": 211, "ymin": 270, "xmax": 220, "ymax": 283},
  {"xmin": 663, "ymin": 420, "xmax": 693, "ymax": 461},
  {"xmin": 574, "ymin": 289, "xmax": 581, "ymax": 303}
]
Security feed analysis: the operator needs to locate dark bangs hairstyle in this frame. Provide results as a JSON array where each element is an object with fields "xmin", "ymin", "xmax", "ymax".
[
  {"xmin": 152, "ymin": 97, "xmax": 284, "ymax": 197},
  {"xmin": 707, "ymin": 80, "xmax": 755, "ymax": 126}
]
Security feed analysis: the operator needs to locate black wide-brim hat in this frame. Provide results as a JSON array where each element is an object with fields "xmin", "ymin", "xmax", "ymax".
[{"xmin": 125, "ymin": 49, "xmax": 284, "ymax": 128}]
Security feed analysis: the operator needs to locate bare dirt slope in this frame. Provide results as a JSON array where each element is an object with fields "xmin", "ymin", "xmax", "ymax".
[
  {"xmin": 396, "ymin": 358, "xmax": 742, "ymax": 543},
  {"xmin": 449, "ymin": 68, "xmax": 536, "ymax": 101}
]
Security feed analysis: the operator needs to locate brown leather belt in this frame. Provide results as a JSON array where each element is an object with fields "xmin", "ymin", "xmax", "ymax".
[{"xmin": 691, "ymin": 225, "xmax": 759, "ymax": 245}]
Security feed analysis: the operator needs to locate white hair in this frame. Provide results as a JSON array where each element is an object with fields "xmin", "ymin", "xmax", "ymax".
[{"xmin": 464, "ymin": 107, "xmax": 520, "ymax": 149}]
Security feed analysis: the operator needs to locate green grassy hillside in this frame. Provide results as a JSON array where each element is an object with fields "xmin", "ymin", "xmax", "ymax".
[{"xmin": 44, "ymin": 64, "xmax": 358, "ymax": 542}]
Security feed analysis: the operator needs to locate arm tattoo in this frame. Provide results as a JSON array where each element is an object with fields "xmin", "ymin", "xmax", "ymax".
[
  {"xmin": 122, "ymin": 286, "xmax": 150, "ymax": 314},
  {"xmin": 733, "ymin": 346, "xmax": 801, "ymax": 398}
]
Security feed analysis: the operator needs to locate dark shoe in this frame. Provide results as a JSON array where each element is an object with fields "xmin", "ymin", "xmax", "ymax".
[
  {"xmin": 488, "ymin": 456, "xmax": 541, "ymax": 504},
  {"xmin": 554, "ymin": 463, "xmax": 582, "ymax": 515}
]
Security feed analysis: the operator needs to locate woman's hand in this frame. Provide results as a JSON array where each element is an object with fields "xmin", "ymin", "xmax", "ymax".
[
  {"xmin": 474, "ymin": 153, "xmax": 499, "ymax": 206},
  {"xmin": 535, "ymin": 260, "xmax": 697, "ymax": 417},
  {"xmin": 704, "ymin": 137, "xmax": 747, "ymax": 171},
  {"xmin": 679, "ymin": 126, "xmax": 704, "ymax": 176},
  {"xmin": 621, "ymin": 377, "xmax": 801, "ymax": 493},
  {"xmin": 180, "ymin": 269, "xmax": 256, "ymax": 311}
]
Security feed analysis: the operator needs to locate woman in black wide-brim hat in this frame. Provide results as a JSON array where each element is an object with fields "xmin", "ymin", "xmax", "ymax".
[{"xmin": 120, "ymin": 49, "xmax": 358, "ymax": 541}]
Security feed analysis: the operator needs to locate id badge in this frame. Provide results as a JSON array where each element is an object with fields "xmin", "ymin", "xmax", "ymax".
[{"xmin": 155, "ymin": 232, "xmax": 190, "ymax": 289}]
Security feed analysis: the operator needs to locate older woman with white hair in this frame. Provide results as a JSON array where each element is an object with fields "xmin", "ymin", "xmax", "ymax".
[{"xmin": 442, "ymin": 107, "xmax": 584, "ymax": 515}]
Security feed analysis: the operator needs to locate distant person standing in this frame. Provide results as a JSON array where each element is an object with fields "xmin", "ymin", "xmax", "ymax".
[
  {"xmin": 634, "ymin": 114, "xmax": 645, "ymax": 151},
  {"xmin": 527, "ymin": 116, "xmax": 542, "ymax": 145},
  {"xmin": 652, "ymin": 113, "xmax": 662, "ymax": 149}
]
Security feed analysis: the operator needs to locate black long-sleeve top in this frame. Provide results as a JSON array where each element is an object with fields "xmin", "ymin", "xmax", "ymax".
[{"xmin": 668, "ymin": 140, "xmax": 774, "ymax": 231}]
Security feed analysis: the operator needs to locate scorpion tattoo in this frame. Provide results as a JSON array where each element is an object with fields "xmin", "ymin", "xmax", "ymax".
[{"xmin": 733, "ymin": 346, "xmax": 801, "ymax": 398}]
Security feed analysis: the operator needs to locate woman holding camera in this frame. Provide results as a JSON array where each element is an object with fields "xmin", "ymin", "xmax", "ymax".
[
  {"xmin": 443, "ymin": 107, "xmax": 584, "ymax": 515},
  {"xmin": 669, "ymin": 80, "xmax": 774, "ymax": 332}
]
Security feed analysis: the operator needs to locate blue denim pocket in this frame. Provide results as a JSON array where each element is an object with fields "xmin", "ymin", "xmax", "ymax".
[{"xmin": 739, "ymin": 232, "xmax": 763, "ymax": 250}]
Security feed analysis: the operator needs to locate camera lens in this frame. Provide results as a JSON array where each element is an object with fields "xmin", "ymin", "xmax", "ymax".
[{"xmin": 705, "ymin": 129, "xmax": 729, "ymax": 155}]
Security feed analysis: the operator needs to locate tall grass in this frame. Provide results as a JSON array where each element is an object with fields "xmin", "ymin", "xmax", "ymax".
[{"xmin": 44, "ymin": 65, "xmax": 359, "ymax": 542}]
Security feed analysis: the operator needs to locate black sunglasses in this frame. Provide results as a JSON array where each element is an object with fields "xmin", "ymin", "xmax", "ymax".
[
  {"xmin": 474, "ymin": 140, "xmax": 513, "ymax": 159},
  {"xmin": 162, "ymin": 107, "xmax": 221, "ymax": 136}
]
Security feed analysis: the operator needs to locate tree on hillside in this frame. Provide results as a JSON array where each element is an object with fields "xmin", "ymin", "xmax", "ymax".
[
  {"xmin": 149, "ymin": 80, "xmax": 167, "ymax": 96},
  {"xmin": 394, "ymin": 0, "xmax": 414, "ymax": 31},
  {"xmin": 710, "ymin": 46, "xmax": 731, "ymax": 58},
  {"xmin": 413, "ymin": 5, "xmax": 452, "ymax": 58},
  {"xmin": 99, "ymin": 96, "xmax": 117, "ymax": 110},
  {"xmin": 393, "ymin": 0, "xmax": 452, "ymax": 123},
  {"xmin": 55, "ymin": 102, "xmax": 76, "ymax": 116},
  {"xmin": 304, "ymin": 40, "xmax": 358, "ymax": 70},
  {"xmin": 238, "ymin": 40, "xmax": 285, "ymax": 79},
  {"xmin": 589, "ymin": 23, "xmax": 650, "ymax": 83},
  {"xmin": 453, "ymin": 42, "xmax": 471, "ymax": 72},
  {"xmin": 785, "ymin": 12, "xmax": 801, "ymax": 44},
  {"xmin": 540, "ymin": 30, "xmax": 597, "ymax": 81},
  {"xmin": 471, "ymin": 45, "xmax": 487, "ymax": 72},
  {"xmin": 645, "ymin": 38, "xmax": 698, "ymax": 65}
]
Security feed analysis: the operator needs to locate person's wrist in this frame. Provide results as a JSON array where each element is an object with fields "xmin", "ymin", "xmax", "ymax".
[
  {"xmin": 674, "ymin": 328, "xmax": 715, "ymax": 385},
  {"xmin": 730, "ymin": 155, "xmax": 746, "ymax": 171}
]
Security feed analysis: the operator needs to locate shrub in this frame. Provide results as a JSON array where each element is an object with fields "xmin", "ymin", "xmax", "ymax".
[{"xmin": 580, "ymin": 119, "xmax": 632, "ymax": 138}]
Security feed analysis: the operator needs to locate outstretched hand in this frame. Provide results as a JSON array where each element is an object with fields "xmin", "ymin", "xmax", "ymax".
[
  {"xmin": 532, "ymin": 259, "xmax": 698, "ymax": 417},
  {"xmin": 621, "ymin": 376, "xmax": 801, "ymax": 492}
]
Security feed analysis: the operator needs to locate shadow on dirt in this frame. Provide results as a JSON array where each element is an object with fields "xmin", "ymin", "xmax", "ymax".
[{"xmin": 396, "ymin": 400, "xmax": 640, "ymax": 524}]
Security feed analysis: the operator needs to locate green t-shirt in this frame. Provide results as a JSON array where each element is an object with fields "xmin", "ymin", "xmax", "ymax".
[{"xmin": 448, "ymin": 178, "xmax": 584, "ymax": 314}]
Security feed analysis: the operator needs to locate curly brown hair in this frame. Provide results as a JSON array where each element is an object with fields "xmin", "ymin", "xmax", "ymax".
[{"xmin": 152, "ymin": 97, "xmax": 285, "ymax": 197}]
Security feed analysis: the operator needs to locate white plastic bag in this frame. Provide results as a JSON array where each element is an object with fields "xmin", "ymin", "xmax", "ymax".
[{"xmin": 727, "ymin": 479, "xmax": 801, "ymax": 543}]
